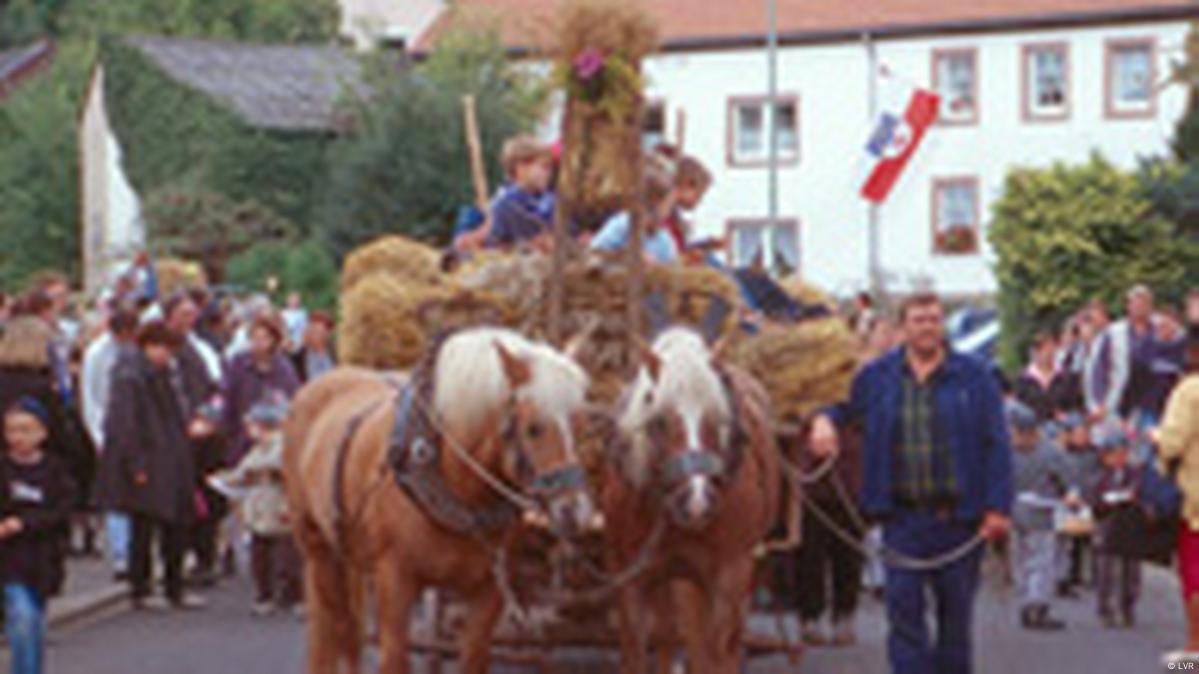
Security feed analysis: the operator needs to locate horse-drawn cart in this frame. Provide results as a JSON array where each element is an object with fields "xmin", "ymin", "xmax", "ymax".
[{"xmin": 284, "ymin": 2, "xmax": 859, "ymax": 671}]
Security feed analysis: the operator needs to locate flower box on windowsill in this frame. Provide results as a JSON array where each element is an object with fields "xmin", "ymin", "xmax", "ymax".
[{"xmin": 934, "ymin": 225, "xmax": 978, "ymax": 255}]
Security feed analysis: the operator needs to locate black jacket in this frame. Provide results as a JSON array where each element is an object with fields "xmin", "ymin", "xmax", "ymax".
[
  {"xmin": 97, "ymin": 352, "xmax": 196, "ymax": 524},
  {"xmin": 0, "ymin": 453, "xmax": 75, "ymax": 598},
  {"xmin": 0, "ymin": 366, "xmax": 96, "ymax": 510}
]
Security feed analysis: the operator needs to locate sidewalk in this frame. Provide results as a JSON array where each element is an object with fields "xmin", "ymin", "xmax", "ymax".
[{"xmin": 47, "ymin": 554, "xmax": 128, "ymax": 630}]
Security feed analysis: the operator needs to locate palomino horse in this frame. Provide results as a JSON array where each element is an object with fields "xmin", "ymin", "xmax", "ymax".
[
  {"xmin": 283, "ymin": 327, "xmax": 599, "ymax": 674},
  {"xmin": 604, "ymin": 327, "xmax": 780, "ymax": 673}
]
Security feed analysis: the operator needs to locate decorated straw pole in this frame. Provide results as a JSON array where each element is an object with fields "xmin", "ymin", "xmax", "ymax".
[{"xmin": 549, "ymin": 0, "xmax": 658, "ymax": 344}]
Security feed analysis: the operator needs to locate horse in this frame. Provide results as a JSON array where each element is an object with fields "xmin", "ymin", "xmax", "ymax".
[
  {"xmin": 603, "ymin": 326, "xmax": 780, "ymax": 674},
  {"xmin": 282, "ymin": 326, "xmax": 600, "ymax": 674}
]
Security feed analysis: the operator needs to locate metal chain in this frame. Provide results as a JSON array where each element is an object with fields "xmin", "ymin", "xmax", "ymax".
[{"xmin": 779, "ymin": 454, "xmax": 987, "ymax": 572}]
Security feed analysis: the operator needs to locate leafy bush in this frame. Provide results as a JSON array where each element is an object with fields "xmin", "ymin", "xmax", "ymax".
[
  {"xmin": 989, "ymin": 155, "xmax": 1198, "ymax": 371},
  {"xmin": 226, "ymin": 240, "xmax": 338, "ymax": 312},
  {"xmin": 142, "ymin": 186, "xmax": 295, "ymax": 283},
  {"xmin": 319, "ymin": 23, "xmax": 546, "ymax": 257}
]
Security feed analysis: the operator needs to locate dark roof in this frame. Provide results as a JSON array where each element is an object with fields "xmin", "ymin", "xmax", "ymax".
[
  {"xmin": 417, "ymin": 0, "xmax": 1199, "ymax": 53},
  {"xmin": 0, "ymin": 40, "xmax": 54, "ymax": 100},
  {"xmin": 122, "ymin": 35, "xmax": 364, "ymax": 132}
]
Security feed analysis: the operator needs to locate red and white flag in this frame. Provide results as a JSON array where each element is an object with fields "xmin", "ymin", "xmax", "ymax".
[{"xmin": 860, "ymin": 79, "xmax": 940, "ymax": 203}]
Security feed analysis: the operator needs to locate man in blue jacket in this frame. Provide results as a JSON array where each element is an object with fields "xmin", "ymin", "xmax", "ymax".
[{"xmin": 810, "ymin": 291, "xmax": 1013, "ymax": 674}]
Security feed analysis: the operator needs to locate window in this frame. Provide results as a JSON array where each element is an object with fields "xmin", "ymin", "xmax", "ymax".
[
  {"xmin": 1107, "ymin": 39, "xmax": 1155, "ymax": 118},
  {"xmin": 726, "ymin": 219, "xmax": 800, "ymax": 276},
  {"xmin": 1023, "ymin": 43, "xmax": 1069, "ymax": 120},
  {"xmin": 932, "ymin": 178, "xmax": 980, "ymax": 255},
  {"xmin": 933, "ymin": 49, "xmax": 978, "ymax": 124},
  {"xmin": 642, "ymin": 101, "xmax": 667, "ymax": 151},
  {"xmin": 728, "ymin": 96, "xmax": 800, "ymax": 166}
]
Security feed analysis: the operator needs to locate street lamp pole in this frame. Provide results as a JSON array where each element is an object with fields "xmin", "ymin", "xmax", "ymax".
[{"xmin": 766, "ymin": 0, "xmax": 779, "ymax": 272}]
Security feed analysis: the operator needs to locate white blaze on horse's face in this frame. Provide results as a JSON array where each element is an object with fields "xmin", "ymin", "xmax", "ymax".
[
  {"xmin": 678, "ymin": 404, "xmax": 718, "ymax": 526},
  {"xmin": 630, "ymin": 328, "xmax": 732, "ymax": 530}
]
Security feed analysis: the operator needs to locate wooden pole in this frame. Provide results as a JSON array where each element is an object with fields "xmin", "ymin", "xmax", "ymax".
[
  {"xmin": 626, "ymin": 111, "xmax": 645, "ymax": 348},
  {"xmin": 674, "ymin": 108, "xmax": 687, "ymax": 152},
  {"xmin": 462, "ymin": 95, "xmax": 490, "ymax": 212}
]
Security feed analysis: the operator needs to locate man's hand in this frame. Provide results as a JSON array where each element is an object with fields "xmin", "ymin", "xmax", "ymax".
[
  {"xmin": 188, "ymin": 418, "xmax": 215, "ymax": 440},
  {"xmin": 809, "ymin": 414, "xmax": 840, "ymax": 460},
  {"xmin": 0, "ymin": 517, "xmax": 24, "ymax": 539},
  {"xmin": 979, "ymin": 511, "xmax": 1010, "ymax": 542}
]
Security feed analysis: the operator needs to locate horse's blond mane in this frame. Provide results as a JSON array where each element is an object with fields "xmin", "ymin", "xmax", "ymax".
[
  {"xmin": 432, "ymin": 327, "xmax": 590, "ymax": 443},
  {"xmin": 618, "ymin": 327, "xmax": 731, "ymax": 486}
]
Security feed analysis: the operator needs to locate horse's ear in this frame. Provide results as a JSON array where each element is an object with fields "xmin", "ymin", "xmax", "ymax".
[
  {"xmin": 494, "ymin": 340, "xmax": 532, "ymax": 388},
  {"xmin": 637, "ymin": 338, "xmax": 662, "ymax": 382}
]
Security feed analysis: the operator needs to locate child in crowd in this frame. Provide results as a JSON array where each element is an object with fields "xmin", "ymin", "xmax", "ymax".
[
  {"xmin": 590, "ymin": 153, "xmax": 680, "ymax": 264},
  {"xmin": 210, "ymin": 397, "xmax": 299, "ymax": 617},
  {"xmin": 1088, "ymin": 421, "xmax": 1144, "ymax": 628},
  {"xmin": 0, "ymin": 398, "xmax": 76, "ymax": 674},
  {"xmin": 1010, "ymin": 402, "xmax": 1074, "ymax": 630},
  {"xmin": 1056, "ymin": 412, "xmax": 1100, "ymax": 596},
  {"xmin": 486, "ymin": 136, "xmax": 556, "ymax": 252}
]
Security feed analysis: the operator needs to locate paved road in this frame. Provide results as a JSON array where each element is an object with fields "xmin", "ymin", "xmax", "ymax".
[{"xmin": 38, "ymin": 559, "xmax": 1186, "ymax": 674}]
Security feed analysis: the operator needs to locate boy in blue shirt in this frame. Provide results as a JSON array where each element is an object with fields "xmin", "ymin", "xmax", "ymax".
[{"xmin": 486, "ymin": 136, "xmax": 555, "ymax": 252}]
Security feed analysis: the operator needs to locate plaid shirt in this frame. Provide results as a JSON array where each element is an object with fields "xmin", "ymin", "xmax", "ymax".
[{"xmin": 894, "ymin": 362, "xmax": 959, "ymax": 505}]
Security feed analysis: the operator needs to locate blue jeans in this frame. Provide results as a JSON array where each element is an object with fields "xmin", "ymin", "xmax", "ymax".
[
  {"xmin": 883, "ymin": 510, "xmax": 984, "ymax": 674},
  {"xmin": 105, "ymin": 512, "xmax": 130, "ymax": 572},
  {"xmin": 5, "ymin": 583, "xmax": 45, "ymax": 674}
]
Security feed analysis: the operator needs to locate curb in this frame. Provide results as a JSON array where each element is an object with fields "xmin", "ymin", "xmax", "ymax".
[{"xmin": 48, "ymin": 583, "xmax": 128, "ymax": 629}]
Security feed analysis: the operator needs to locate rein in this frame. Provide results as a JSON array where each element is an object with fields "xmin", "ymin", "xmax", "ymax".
[{"xmin": 776, "ymin": 452, "xmax": 987, "ymax": 571}]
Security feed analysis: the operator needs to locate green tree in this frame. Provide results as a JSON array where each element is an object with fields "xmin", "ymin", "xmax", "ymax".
[
  {"xmin": 141, "ymin": 185, "xmax": 295, "ymax": 283},
  {"xmin": 320, "ymin": 24, "xmax": 546, "ymax": 256},
  {"xmin": 226, "ymin": 240, "xmax": 338, "ymax": 312},
  {"xmin": 989, "ymin": 155, "xmax": 1198, "ymax": 371},
  {"xmin": 0, "ymin": 0, "xmax": 341, "ymax": 289}
]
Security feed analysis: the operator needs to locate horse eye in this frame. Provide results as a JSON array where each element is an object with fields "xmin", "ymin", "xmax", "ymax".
[{"xmin": 527, "ymin": 422, "xmax": 543, "ymax": 439}]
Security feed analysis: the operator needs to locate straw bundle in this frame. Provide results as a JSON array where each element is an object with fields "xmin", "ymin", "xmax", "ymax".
[
  {"xmin": 553, "ymin": 0, "xmax": 658, "ymax": 219},
  {"xmin": 452, "ymin": 251, "xmax": 552, "ymax": 333},
  {"xmin": 778, "ymin": 275, "xmax": 837, "ymax": 311},
  {"xmin": 340, "ymin": 235, "xmax": 444, "ymax": 292},
  {"xmin": 726, "ymin": 317, "xmax": 858, "ymax": 422},
  {"xmin": 645, "ymin": 264, "xmax": 742, "ymax": 340},
  {"xmin": 337, "ymin": 271, "xmax": 513, "ymax": 371},
  {"xmin": 338, "ymin": 274, "xmax": 443, "ymax": 370}
]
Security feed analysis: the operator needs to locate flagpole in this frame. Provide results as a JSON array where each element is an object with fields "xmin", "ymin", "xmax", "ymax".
[
  {"xmin": 767, "ymin": 0, "xmax": 779, "ymax": 272},
  {"xmin": 864, "ymin": 32, "xmax": 882, "ymax": 297}
]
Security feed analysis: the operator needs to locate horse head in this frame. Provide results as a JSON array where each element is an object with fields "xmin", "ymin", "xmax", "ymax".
[
  {"xmin": 618, "ymin": 326, "xmax": 742, "ymax": 531},
  {"xmin": 433, "ymin": 327, "xmax": 601, "ymax": 539}
]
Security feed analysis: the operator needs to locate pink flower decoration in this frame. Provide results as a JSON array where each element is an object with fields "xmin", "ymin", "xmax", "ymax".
[{"xmin": 573, "ymin": 48, "xmax": 605, "ymax": 81}]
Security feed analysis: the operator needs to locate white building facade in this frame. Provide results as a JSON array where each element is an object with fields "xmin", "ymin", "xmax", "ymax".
[
  {"xmin": 418, "ymin": 2, "xmax": 1198, "ymax": 298},
  {"xmin": 641, "ymin": 21, "xmax": 1190, "ymax": 297}
]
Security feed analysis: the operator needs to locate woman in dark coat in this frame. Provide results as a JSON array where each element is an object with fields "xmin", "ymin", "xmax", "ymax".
[
  {"xmin": 221, "ymin": 315, "xmax": 299, "ymax": 464},
  {"xmin": 98, "ymin": 321, "xmax": 201, "ymax": 609}
]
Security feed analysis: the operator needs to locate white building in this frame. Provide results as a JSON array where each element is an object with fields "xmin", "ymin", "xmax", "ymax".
[
  {"xmin": 339, "ymin": 0, "xmax": 444, "ymax": 50},
  {"xmin": 416, "ymin": 0, "xmax": 1199, "ymax": 298}
]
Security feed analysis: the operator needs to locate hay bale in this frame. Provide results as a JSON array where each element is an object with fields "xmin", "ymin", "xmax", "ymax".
[
  {"xmin": 338, "ymin": 272, "xmax": 515, "ymax": 371},
  {"xmin": 727, "ymin": 317, "xmax": 858, "ymax": 422},
  {"xmin": 452, "ymin": 251, "xmax": 552, "ymax": 333},
  {"xmin": 646, "ymin": 264, "xmax": 742, "ymax": 340},
  {"xmin": 778, "ymin": 275, "xmax": 837, "ymax": 310},
  {"xmin": 341, "ymin": 235, "xmax": 444, "ymax": 292},
  {"xmin": 338, "ymin": 274, "xmax": 443, "ymax": 370},
  {"xmin": 155, "ymin": 259, "xmax": 207, "ymax": 297}
]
